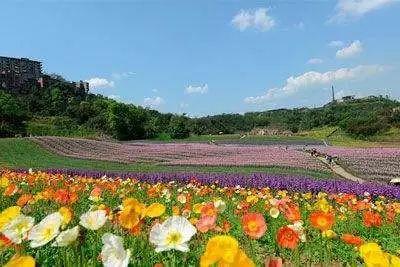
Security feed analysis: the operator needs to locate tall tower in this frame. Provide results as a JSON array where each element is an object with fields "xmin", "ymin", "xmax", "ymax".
[{"xmin": 331, "ymin": 85, "xmax": 335, "ymax": 102}]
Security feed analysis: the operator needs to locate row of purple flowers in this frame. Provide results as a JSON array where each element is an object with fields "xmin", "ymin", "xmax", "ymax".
[{"xmin": 17, "ymin": 168, "xmax": 400, "ymax": 199}]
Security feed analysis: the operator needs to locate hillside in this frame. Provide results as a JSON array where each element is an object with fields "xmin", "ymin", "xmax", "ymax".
[{"xmin": 0, "ymin": 76, "xmax": 399, "ymax": 142}]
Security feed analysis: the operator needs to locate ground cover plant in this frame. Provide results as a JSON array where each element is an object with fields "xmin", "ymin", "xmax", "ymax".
[
  {"xmin": 1, "ymin": 170, "xmax": 400, "ymax": 266},
  {"xmin": 318, "ymin": 147, "xmax": 400, "ymax": 182},
  {"xmin": 32, "ymin": 137, "xmax": 328, "ymax": 171},
  {"xmin": 0, "ymin": 138, "xmax": 335, "ymax": 179}
]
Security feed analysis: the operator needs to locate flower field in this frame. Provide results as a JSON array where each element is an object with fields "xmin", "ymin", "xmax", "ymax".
[
  {"xmin": 32, "ymin": 137, "xmax": 328, "ymax": 171},
  {"xmin": 318, "ymin": 147, "xmax": 400, "ymax": 182},
  {"xmin": 1, "ymin": 170, "xmax": 400, "ymax": 266}
]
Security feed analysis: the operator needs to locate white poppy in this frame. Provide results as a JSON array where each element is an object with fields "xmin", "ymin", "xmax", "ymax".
[
  {"xmin": 79, "ymin": 210, "xmax": 107, "ymax": 230},
  {"xmin": 52, "ymin": 226, "xmax": 79, "ymax": 247},
  {"xmin": 149, "ymin": 216, "xmax": 196, "ymax": 253},
  {"xmin": 2, "ymin": 214, "xmax": 35, "ymax": 244},
  {"xmin": 28, "ymin": 212, "xmax": 63, "ymax": 248},
  {"xmin": 101, "ymin": 233, "xmax": 131, "ymax": 267}
]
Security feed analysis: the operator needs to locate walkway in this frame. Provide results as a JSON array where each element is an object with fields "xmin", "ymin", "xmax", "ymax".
[{"xmin": 317, "ymin": 156, "xmax": 365, "ymax": 183}]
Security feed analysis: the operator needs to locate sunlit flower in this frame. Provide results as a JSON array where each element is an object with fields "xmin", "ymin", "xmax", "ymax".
[
  {"xmin": 118, "ymin": 198, "xmax": 145, "ymax": 230},
  {"xmin": 280, "ymin": 202, "xmax": 301, "ymax": 222},
  {"xmin": 16, "ymin": 194, "xmax": 33, "ymax": 207},
  {"xmin": 196, "ymin": 215, "xmax": 216, "ymax": 233},
  {"xmin": 54, "ymin": 189, "xmax": 77, "ymax": 205},
  {"xmin": 28, "ymin": 212, "xmax": 63, "ymax": 248},
  {"xmin": 269, "ymin": 207, "xmax": 280, "ymax": 218},
  {"xmin": 59, "ymin": 207, "xmax": 73, "ymax": 227},
  {"xmin": 145, "ymin": 203, "xmax": 166, "ymax": 218},
  {"xmin": 0, "ymin": 206, "xmax": 21, "ymax": 231},
  {"xmin": 52, "ymin": 226, "xmax": 79, "ymax": 247},
  {"xmin": 242, "ymin": 213, "xmax": 267, "ymax": 239},
  {"xmin": 322, "ymin": 229, "xmax": 336, "ymax": 239},
  {"xmin": 310, "ymin": 211, "xmax": 334, "ymax": 231},
  {"xmin": 89, "ymin": 186, "xmax": 102, "ymax": 202},
  {"xmin": 2, "ymin": 214, "xmax": 35, "ymax": 244},
  {"xmin": 177, "ymin": 194, "xmax": 187, "ymax": 204},
  {"xmin": 200, "ymin": 235, "xmax": 254, "ymax": 267},
  {"xmin": 214, "ymin": 199, "xmax": 226, "ymax": 213},
  {"xmin": 0, "ymin": 176, "xmax": 9, "ymax": 187},
  {"xmin": 363, "ymin": 211, "xmax": 382, "ymax": 228},
  {"xmin": 341, "ymin": 234, "xmax": 363, "ymax": 247},
  {"xmin": 287, "ymin": 221, "xmax": 306, "ymax": 242},
  {"xmin": 4, "ymin": 254, "xmax": 35, "ymax": 267},
  {"xmin": 360, "ymin": 243, "xmax": 390, "ymax": 267},
  {"xmin": 101, "ymin": 233, "xmax": 131, "ymax": 267},
  {"xmin": 79, "ymin": 210, "xmax": 107, "ymax": 230},
  {"xmin": 276, "ymin": 226, "xmax": 300, "ymax": 249},
  {"xmin": 149, "ymin": 216, "xmax": 196, "ymax": 252}
]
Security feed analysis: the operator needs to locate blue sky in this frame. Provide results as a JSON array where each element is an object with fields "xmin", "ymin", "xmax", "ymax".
[{"xmin": 1, "ymin": 0, "xmax": 399, "ymax": 116}]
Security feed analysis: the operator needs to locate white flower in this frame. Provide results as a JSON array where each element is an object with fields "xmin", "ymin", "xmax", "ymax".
[
  {"xmin": 288, "ymin": 220, "xmax": 306, "ymax": 242},
  {"xmin": 2, "ymin": 214, "xmax": 35, "ymax": 244},
  {"xmin": 79, "ymin": 210, "xmax": 107, "ymax": 230},
  {"xmin": 101, "ymin": 233, "xmax": 131, "ymax": 267},
  {"xmin": 214, "ymin": 199, "xmax": 226, "ymax": 213},
  {"xmin": 269, "ymin": 207, "xmax": 280, "ymax": 218},
  {"xmin": 28, "ymin": 212, "xmax": 63, "ymax": 248},
  {"xmin": 52, "ymin": 226, "xmax": 79, "ymax": 247},
  {"xmin": 149, "ymin": 216, "xmax": 196, "ymax": 253}
]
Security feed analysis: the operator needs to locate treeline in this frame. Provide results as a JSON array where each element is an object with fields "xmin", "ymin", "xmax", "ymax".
[{"xmin": 0, "ymin": 76, "xmax": 399, "ymax": 140}]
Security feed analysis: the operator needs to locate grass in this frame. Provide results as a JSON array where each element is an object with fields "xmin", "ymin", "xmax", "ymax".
[
  {"xmin": 0, "ymin": 138, "xmax": 335, "ymax": 179},
  {"xmin": 297, "ymin": 126, "xmax": 400, "ymax": 147}
]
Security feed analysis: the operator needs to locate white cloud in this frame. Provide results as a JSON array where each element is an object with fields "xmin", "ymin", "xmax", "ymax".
[
  {"xmin": 143, "ymin": 96, "xmax": 164, "ymax": 108},
  {"xmin": 336, "ymin": 40, "xmax": 363, "ymax": 59},
  {"xmin": 307, "ymin": 58, "xmax": 323, "ymax": 64},
  {"xmin": 85, "ymin": 77, "xmax": 115, "ymax": 89},
  {"xmin": 244, "ymin": 65, "xmax": 385, "ymax": 104},
  {"xmin": 185, "ymin": 84, "xmax": 208, "ymax": 94},
  {"xmin": 329, "ymin": 0, "xmax": 394, "ymax": 23},
  {"xmin": 232, "ymin": 8, "xmax": 275, "ymax": 31},
  {"xmin": 111, "ymin": 71, "xmax": 136, "ymax": 80},
  {"xmin": 328, "ymin": 40, "xmax": 344, "ymax": 47}
]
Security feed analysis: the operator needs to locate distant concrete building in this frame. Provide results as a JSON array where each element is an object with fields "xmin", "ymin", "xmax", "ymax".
[{"xmin": 0, "ymin": 56, "xmax": 43, "ymax": 91}]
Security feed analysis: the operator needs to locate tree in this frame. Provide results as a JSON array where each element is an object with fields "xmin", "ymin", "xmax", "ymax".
[{"xmin": 0, "ymin": 91, "xmax": 28, "ymax": 137}]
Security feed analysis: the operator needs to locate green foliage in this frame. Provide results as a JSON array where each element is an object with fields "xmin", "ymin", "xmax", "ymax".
[
  {"xmin": 169, "ymin": 115, "xmax": 190, "ymax": 139},
  {"xmin": 26, "ymin": 117, "xmax": 97, "ymax": 137},
  {"xmin": 1, "ymin": 73, "xmax": 399, "ymax": 141},
  {"xmin": 0, "ymin": 91, "xmax": 28, "ymax": 137},
  {"xmin": 339, "ymin": 115, "xmax": 390, "ymax": 138}
]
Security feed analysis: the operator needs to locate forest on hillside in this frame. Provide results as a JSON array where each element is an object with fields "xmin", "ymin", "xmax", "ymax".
[{"xmin": 1, "ymin": 75, "xmax": 399, "ymax": 140}]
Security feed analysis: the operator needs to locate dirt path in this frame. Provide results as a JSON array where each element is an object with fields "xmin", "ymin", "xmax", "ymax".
[{"xmin": 317, "ymin": 156, "xmax": 365, "ymax": 183}]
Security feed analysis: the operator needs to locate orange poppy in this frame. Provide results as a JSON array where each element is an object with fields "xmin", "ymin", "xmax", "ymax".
[
  {"xmin": 310, "ymin": 211, "xmax": 335, "ymax": 231},
  {"xmin": 201, "ymin": 202, "xmax": 217, "ymax": 217},
  {"xmin": 242, "ymin": 212, "xmax": 267, "ymax": 239},
  {"xmin": 276, "ymin": 226, "xmax": 300, "ymax": 249},
  {"xmin": 16, "ymin": 194, "xmax": 33, "ymax": 207},
  {"xmin": 341, "ymin": 234, "xmax": 363, "ymax": 247},
  {"xmin": 363, "ymin": 211, "xmax": 382, "ymax": 228},
  {"xmin": 54, "ymin": 189, "xmax": 78, "ymax": 205},
  {"xmin": 280, "ymin": 203, "xmax": 301, "ymax": 222},
  {"xmin": 3, "ymin": 184, "xmax": 18, "ymax": 196}
]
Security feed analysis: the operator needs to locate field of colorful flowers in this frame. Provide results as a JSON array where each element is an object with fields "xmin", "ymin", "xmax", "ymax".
[
  {"xmin": 1, "ymin": 170, "xmax": 400, "ymax": 266},
  {"xmin": 318, "ymin": 147, "xmax": 400, "ymax": 182},
  {"xmin": 32, "ymin": 137, "xmax": 328, "ymax": 171}
]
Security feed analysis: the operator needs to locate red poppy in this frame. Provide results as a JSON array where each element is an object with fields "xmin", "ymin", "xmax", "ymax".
[
  {"xmin": 341, "ymin": 234, "xmax": 363, "ymax": 247},
  {"xmin": 54, "ymin": 189, "xmax": 78, "ymax": 205},
  {"xmin": 276, "ymin": 226, "xmax": 300, "ymax": 249},
  {"xmin": 363, "ymin": 211, "xmax": 382, "ymax": 228}
]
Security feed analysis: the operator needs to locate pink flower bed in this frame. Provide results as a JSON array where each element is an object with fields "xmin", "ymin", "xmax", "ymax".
[
  {"xmin": 32, "ymin": 137, "xmax": 328, "ymax": 171},
  {"xmin": 318, "ymin": 147, "xmax": 400, "ymax": 181}
]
